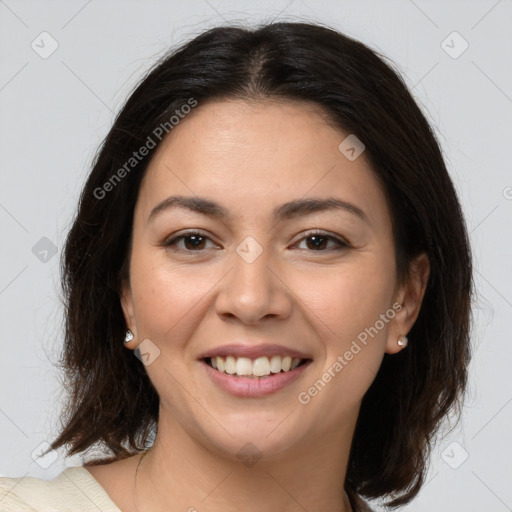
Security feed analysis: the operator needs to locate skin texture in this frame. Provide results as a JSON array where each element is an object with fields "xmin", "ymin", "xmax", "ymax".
[{"xmin": 85, "ymin": 99, "xmax": 430, "ymax": 512}]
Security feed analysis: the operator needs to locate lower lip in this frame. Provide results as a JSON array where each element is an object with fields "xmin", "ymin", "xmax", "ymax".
[{"xmin": 201, "ymin": 359, "xmax": 312, "ymax": 398}]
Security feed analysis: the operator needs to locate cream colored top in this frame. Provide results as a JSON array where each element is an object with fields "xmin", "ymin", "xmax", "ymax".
[{"xmin": 0, "ymin": 466, "xmax": 121, "ymax": 511}]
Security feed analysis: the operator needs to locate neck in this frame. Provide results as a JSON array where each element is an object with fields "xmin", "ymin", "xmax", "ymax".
[{"xmin": 132, "ymin": 408, "xmax": 357, "ymax": 512}]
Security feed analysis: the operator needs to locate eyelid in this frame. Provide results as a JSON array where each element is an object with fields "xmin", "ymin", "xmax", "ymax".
[
  {"xmin": 163, "ymin": 229, "xmax": 219, "ymax": 248},
  {"xmin": 292, "ymin": 230, "xmax": 350, "ymax": 252},
  {"xmin": 163, "ymin": 228, "xmax": 350, "ymax": 252},
  {"xmin": 296, "ymin": 229, "xmax": 350, "ymax": 245}
]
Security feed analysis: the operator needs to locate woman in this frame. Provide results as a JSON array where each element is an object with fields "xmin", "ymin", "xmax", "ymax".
[{"xmin": 0, "ymin": 21, "xmax": 473, "ymax": 512}]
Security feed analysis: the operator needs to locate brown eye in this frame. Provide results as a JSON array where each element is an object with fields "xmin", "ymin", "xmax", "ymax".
[
  {"xmin": 164, "ymin": 232, "xmax": 215, "ymax": 252},
  {"xmin": 305, "ymin": 235, "xmax": 329, "ymax": 250},
  {"xmin": 295, "ymin": 232, "xmax": 349, "ymax": 251},
  {"xmin": 163, "ymin": 230, "xmax": 349, "ymax": 254}
]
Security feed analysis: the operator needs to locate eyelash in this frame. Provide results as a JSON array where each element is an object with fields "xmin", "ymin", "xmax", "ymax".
[{"xmin": 162, "ymin": 229, "xmax": 349, "ymax": 253}]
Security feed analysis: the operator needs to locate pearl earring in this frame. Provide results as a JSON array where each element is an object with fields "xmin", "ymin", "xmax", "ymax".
[
  {"xmin": 397, "ymin": 334, "xmax": 408, "ymax": 347},
  {"xmin": 124, "ymin": 329, "xmax": 134, "ymax": 344}
]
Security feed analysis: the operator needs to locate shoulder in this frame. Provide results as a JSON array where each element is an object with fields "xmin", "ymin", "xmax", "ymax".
[{"xmin": 0, "ymin": 466, "xmax": 121, "ymax": 511}]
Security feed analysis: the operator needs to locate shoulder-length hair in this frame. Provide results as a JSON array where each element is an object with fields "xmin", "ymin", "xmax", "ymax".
[{"xmin": 47, "ymin": 21, "xmax": 473, "ymax": 510}]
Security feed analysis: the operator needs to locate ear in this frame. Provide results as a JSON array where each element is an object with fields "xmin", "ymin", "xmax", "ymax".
[
  {"xmin": 386, "ymin": 252, "xmax": 430, "ymax": 354},
  {"xmin": 120, "ymin": 278, "xmax": 137, "ymax": 347}
]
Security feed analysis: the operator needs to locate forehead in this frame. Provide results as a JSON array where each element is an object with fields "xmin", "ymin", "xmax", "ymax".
[{"xmin": 136, "ymin": 98, "xmax": 390, "ymax": 230}]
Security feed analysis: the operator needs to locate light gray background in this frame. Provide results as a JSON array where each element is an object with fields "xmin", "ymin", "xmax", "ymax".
[{"xmin": 1, "ymin": 1, "xmax": 511, "ymax": 510}]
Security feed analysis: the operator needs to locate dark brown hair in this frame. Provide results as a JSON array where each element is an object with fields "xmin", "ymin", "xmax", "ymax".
[{"xmin": 46, "ymin": 21, "xmax": 473, "ymax": 510}]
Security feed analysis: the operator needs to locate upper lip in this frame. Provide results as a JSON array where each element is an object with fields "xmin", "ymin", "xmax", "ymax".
[{"xmin": 198, "ymin": 344, "xmax": 313, "ymax": 361}]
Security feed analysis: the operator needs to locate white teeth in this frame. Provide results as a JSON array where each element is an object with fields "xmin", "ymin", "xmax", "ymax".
[
  {"xmin": 208, "ymin": 355, "xmax": 306, "ymax": 377},
  {"xmin": 225, "ymin": 355, "xmax": 236, "ymax": 374},
  {"xmin": 235, "ymin": 357, "xmax": 253, "ymax": 376},
  {"xmin": 270, "ymin": 355, "xmax": 282, "ymax": 373},
  {"xmin": 291, "ymin": 358, "xmax": 301, "ymax": 370},
  {"xmin": 253, "ymin": 356, "xmax": 271, "ymax": 376}
]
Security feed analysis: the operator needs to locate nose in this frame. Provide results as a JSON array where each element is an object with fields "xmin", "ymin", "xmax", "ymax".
[{"xmin": 214, "ymin": 244, "xmax": 292, "ymax": 325}]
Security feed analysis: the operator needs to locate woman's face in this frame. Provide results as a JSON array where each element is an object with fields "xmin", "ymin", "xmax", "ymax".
[{"xmin": 121, "ymin": 98, "xmax": 425, "ymax": 460}]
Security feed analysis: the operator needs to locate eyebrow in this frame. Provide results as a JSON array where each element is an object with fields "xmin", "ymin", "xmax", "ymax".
[{"xmin": 147, "ymin": 195, "xmax": 369, "ymax": 224}]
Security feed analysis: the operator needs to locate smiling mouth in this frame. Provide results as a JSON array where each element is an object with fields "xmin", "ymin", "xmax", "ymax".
[{"xmin": 203, "ymin": 355, "xmax": 312, "ymax": 379}]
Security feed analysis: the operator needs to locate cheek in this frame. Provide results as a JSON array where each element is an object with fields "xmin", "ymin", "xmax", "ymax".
[
  {"xmin": 292, "ymin": 254, "xmax": 396, "ymax": 405},
  {"xmin": 294, "ymin": 254, "xmax": 396, "ymax": 342},
  {"xmin": 129, "ymin": 248, "xmax": 219, "ymax": 343}
]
